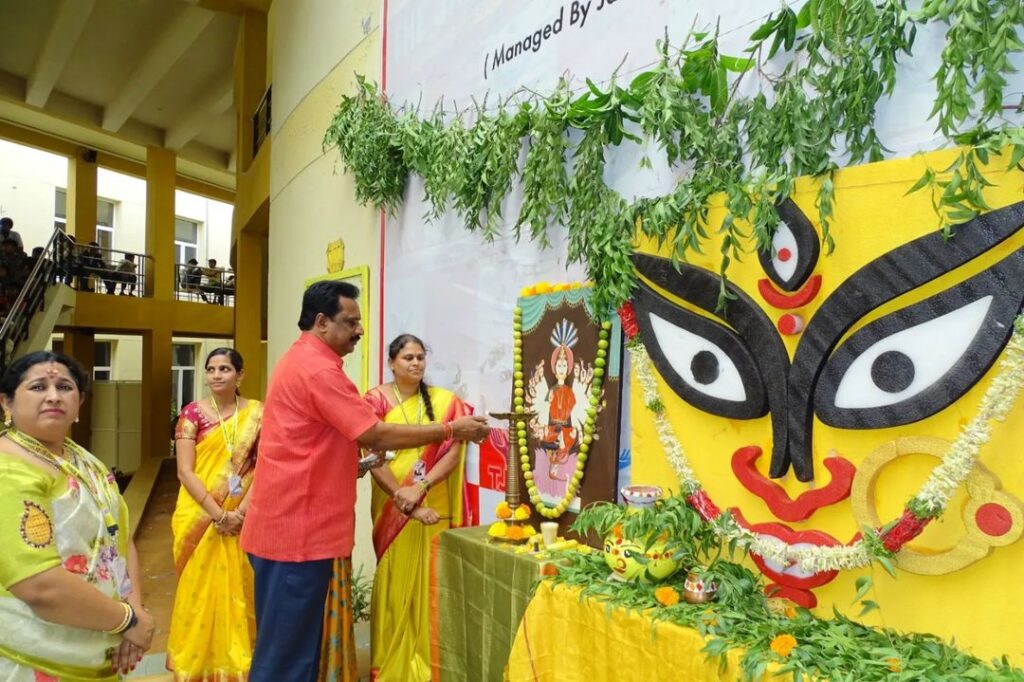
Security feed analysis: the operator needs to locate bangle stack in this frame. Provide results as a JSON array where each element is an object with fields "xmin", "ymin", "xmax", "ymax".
[
  {"xmin": 213, "ymin": 510, "xmax": 228, "ymax": 525},
  {"xmin": 106, "ymin": 601, "xmax": 136, "ymax": 635}
]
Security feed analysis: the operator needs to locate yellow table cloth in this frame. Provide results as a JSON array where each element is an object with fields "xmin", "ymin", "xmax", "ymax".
[{"xmin": 506, "ymin": 582, "xmax": 765, "ymax": 682}]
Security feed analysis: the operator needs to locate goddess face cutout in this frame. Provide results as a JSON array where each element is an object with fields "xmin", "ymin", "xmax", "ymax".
[{"xmin": 628, "ymin": 154, "xmax": 1024, "ymax": 663}]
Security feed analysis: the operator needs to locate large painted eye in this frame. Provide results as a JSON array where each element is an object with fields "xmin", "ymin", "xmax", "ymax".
[
  {"xmin": 633, "ymin": 281, "xmax": 768, "ymax": 419},
  {"xmin": 649, "ymin": 313, "xmax": 747, "ymax": 402},
  {"xmin": 814, "ymin": 248, "xmax": 1024, "ymax": 428}
]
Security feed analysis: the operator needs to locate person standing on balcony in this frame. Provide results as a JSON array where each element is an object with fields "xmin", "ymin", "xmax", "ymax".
[
  {"xmin": 0, "ymin": 218, "xmax": 23, "ymax": 251},
  {"xmin": 240, "ymin": 280, "xmax": 490, "ymax": 682},
  {"xmin": 167, "ymin": 348, "xmax": 263, "ymax": 682}
]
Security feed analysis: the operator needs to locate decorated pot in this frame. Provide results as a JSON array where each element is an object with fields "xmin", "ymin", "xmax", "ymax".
[
  {"xmin": 602, "ymin": 485, "xmax": 680, "ymax": 582},
  {"xmin": 683, "ymin": 570, "xmax": 718, "ymax": 604}
]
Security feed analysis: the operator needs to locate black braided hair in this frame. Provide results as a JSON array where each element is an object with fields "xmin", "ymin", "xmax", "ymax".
[{"xmin": 388, "ymin": 333, "xmax": 435, "ymax": 422}]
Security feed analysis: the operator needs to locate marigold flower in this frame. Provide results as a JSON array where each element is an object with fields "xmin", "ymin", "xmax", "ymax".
[
  {"xmin": 495, "ymin": 502, "xmax": 512, "ymax": 520},
  {"xmin": 785, "ymin": 604, "xmax": 797, "ymax": 619},
  {"xmin": 770, "ymin": 634, "xmax": 797, "ymax": 657},
  {"xmin": 487, "ymin": 522, "xmax": 507, "ymax": 538},
  {"xmin": 506, "ymin": 525, "xmax": 524, "ymax": 540},
  {"xmin": 654, "ymin": 586, "xmax": 680, "ymax": 607},
  {"xmin": 887, "ymin": 657, "xmax": 901, "ymax": 672}
]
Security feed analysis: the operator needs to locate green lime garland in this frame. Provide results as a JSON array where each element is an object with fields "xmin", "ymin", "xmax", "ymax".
[{"xmin": 512, "ymin": 305, "xmax": 612, "ymax": 518}]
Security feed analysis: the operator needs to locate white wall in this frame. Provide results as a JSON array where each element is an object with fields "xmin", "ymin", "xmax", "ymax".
[{"xmin": 0, "ymin": 139, "xmax": 233, "ymax": 265}]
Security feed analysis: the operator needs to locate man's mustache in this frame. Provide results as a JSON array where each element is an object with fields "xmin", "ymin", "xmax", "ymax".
[{"xmin": 351, "ymin": 335, "xmax": 362, "ymax": 344}]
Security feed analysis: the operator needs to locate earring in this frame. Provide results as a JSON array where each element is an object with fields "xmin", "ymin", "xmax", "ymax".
[
  {"xmin": 74, "ymin": 417, "xmax": 80, "ymax": 423},
  {"xmin": 3, "ymin": 413, "xmax": 10, "ymax": 427}
]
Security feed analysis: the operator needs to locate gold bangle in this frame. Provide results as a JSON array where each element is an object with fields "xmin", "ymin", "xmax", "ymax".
[{"xmin": 105, "ymin": 602, "xmax": 134, "ymax": 635}]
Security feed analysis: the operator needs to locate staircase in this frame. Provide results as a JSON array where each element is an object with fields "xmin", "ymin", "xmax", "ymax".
[{"xmin": 0, "ymin": 228, "xmax": 77, "ymax": 371}]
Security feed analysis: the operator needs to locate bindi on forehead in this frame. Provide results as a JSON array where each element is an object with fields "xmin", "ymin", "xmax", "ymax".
[{"xmin": 29, "ymin": 362, "xmax": 73, "ymax": 381}]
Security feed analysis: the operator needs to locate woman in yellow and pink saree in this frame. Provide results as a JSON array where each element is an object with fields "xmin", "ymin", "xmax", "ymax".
[
  {"xmin": 167, "ymin": 348, "xmax": 262, "ymax": 681},
  {"xmin": 364, "ymin": 334, "xmax": 473, "ymax": 682}
]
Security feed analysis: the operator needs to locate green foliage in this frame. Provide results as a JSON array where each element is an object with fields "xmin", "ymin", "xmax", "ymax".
[
  {"xmin": 322, "ymin": 2, "xmax": 1024, "ymax": 314},
  {"xmin": 350, "ymin": 564, "xmax": 372, "ymax": 623},
  {"xmin": 549, "ymin": 550, "xmax": 1024, "ymax": 681}
]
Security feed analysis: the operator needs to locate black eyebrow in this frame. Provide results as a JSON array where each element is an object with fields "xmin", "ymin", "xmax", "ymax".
[{"xmin": 789, "ymin": 200, "xmax": 1024, "ymax": 479}]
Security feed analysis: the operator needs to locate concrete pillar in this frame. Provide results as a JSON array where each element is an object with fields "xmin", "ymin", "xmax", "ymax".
[
  {"xmin": 67, "ymin": 148, "xmax": 97, "ymax": 244},
  {"xmin": 234, "ymin": 228, "xmax": 265, "ymax": 396},
  {"xmin": 235, "ymin": 10, "xmax": 267, "ymax": 172},
  {"xmin": 145, "ymin": 146, "xmax": 176, "ymax": 301},
  {"xmin": 63, "ymin": 329, "xmax": 95, "ymax": 447},
  {"xmin": 140, "ymin": 145, "xmax": 176, "ymax": 460}
]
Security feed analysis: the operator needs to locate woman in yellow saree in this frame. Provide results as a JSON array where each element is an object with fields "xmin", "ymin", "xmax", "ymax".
[
  {"xmin": 363, "ymin": 334, "xmax": 473, "ymax": 682},
  {"xmin": 167, "ymin": 348, "xmax": 263, "ymax": 681},
  {"xmin": 0, "ymin": 351, "xmax": 154, "ymax": 682}
]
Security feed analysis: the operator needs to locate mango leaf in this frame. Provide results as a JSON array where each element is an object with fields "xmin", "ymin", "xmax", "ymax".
[{"xmin": 720, "ymin": 55, "xmax": 755, "ymax": 72}]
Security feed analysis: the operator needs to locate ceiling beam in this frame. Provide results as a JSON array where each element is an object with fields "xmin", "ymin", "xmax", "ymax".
[
  {"xmin": 26, "ymin": 0, "xmax": 97, "ymax": 108},
  {"xmin": 186, "ymin": 0, "xmax": 271, "ymax": 14},
  {"xmin": 101, "ymin": 6, "xmax": 215, "ymax": 132},
  {"xmin": 164, "ymin": 74, "xmax": 233, "ymax": 150}
]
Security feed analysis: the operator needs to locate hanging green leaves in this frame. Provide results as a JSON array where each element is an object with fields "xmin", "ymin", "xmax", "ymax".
[{"xmin": 322, "ymin": 1, "xmax": 1024, "ymax": 314}]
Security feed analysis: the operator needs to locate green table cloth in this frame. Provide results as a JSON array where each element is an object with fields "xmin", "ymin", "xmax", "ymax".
[{"xmin": 430, "ymin": 526, "xmax": 545, "ymax": 682}]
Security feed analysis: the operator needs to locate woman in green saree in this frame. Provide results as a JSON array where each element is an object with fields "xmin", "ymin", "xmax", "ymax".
[{"xmin": 0, "ymin": 351, "xmax": 153, "ymax": 681}]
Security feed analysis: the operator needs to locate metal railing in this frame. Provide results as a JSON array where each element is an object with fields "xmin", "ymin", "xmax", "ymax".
[
  {"xmin": 252, "ymin": 85, "xmax": 271, "ymax": 158},
  {"xmin": 55, "ymin": 234, "xmax": 152, "ymax": 297},
  {"xmin": 175, "ymin": 263, "xmax": 235, "ymax": 306},
  {"xmin": 0, "ymin": 227, "xmax": 64, "ymax": 370}
]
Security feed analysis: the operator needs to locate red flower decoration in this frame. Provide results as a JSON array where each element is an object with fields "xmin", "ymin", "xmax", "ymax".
[
  {"xmin": 63, "ymin": 554, "xmax": 88, "ymax": 575},
  {"xmin": 881, "ymin": 509, "xmax": 931, "ymax": 552},
  {"xmin": 687, "ymin": 489, "xmax": 722, "ymax": 521},
  {"xmin": 618, "ymin": 302, "xmax": 640, "ymax": 339}
]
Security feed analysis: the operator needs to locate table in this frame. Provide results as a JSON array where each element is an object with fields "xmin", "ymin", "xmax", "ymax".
[
  {"xmin": 506, "ymin": 583, "xmax": 767, "ymax": 681},
  {"xmin": 429, "ymin": 526, "xmax": 551, "ymax": 682}
]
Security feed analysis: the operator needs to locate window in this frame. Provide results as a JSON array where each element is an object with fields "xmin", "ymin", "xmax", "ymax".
[
  {"xmin": 94, "ymin": 341, "xmax": 112, "ymax": 381},
  {"xmin": 54, "ymin": 188, "xmax": 116, "ymax": 250},
  {"xmin": 171, "ymin": 343, "xmax": 197, "ymax": 412},
  {"xmin": 175, "ymin": 218, "xmax": 199, "ymax": 268}
]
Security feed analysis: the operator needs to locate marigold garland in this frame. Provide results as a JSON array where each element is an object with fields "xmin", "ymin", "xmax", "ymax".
[
  {"xmin": 514, "ymin": 300, "xmax": 611, "ymax": 519},
  {"xmin": 621, "ymin": 301, "xmax": 1024, "ymax": 574}
]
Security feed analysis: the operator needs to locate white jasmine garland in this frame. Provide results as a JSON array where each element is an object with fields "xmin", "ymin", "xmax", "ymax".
[{"xmin": 628, "ymin": 315, "xmax": 1024, "ymax": 574}]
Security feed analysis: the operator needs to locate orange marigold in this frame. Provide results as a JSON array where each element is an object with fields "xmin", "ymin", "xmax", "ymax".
[
  {"xmin": 654, "ymin": 586, "xmax": 680, "ymax": 607},
  {"xmin": 495, "ymin": 502, "xmax": 512, "ymax": 520},
  {"xmin": 784, "ymin": 604, "xmax": 797, "ymax": 619},
  {"xmin": 887, "ymin": 657, "xmax": 901, "ymax": 673},
  {"xmin": 770, "ymin": 634, "xmax": 798, "ymax": 657},
  {"xmin": 505, "ymin": 525, "xmax": 524, "ymax": 540}
]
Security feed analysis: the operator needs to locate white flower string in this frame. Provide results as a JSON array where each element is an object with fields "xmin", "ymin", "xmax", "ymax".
[{"xmin": 627, "ymin": 314, "xmax": 1024, "ymax": 574}]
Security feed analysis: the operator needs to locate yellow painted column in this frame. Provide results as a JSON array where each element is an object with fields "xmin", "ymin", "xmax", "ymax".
[
  {"xmin": 67, "ymin": 148, "xmax": 97, "ymax": 244},
  {"xmin": 234, "ymin": 228, "xmax": 265, "ymax": 396},
  {"xmin": 140, "ymin": 146, "xmax": 176, "ymax": 460},
  {"xmin": 145, "ymin": 146, "xmax": 176, "ymax": 301},
  {"xmin": 63, "ymin": 329, "xmax": 95, "ymax": 448},
  {"xmin": 141, "ymin": 328, "xmax": 173, "ymax": 460},
  {"xmin": 235, "ymin": 10, "xmax": 267, "ymax": 172}
]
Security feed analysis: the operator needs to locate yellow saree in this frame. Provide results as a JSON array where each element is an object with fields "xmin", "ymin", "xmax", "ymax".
[
  {"xmin": 366, "ymin": 386, "xmax": 471, "ymax": 682},
  {"xmin": 167, "ymin": 400, "xmax": 262, "ymax": 682}
]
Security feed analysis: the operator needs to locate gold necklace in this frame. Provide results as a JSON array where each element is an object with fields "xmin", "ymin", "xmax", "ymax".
[
  {"xmin": 392, "ymin": 383, "xmax": 423, "ymax": 425},
  {"xmin": 211, "ymin": 396, "xmax": 239, "ymax": 452},
  {"xmin": 6, "ymin": 427, "xmax": 121, "ymax": 537}
]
